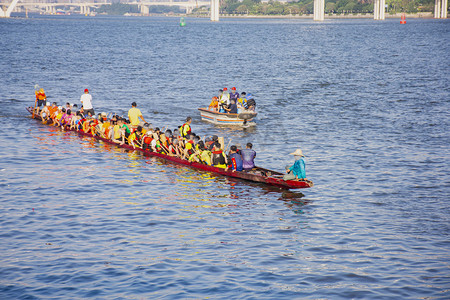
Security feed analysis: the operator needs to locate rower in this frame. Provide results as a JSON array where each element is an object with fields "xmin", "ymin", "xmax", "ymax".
[
  {"xmin": 227, "ymin": 145, "xmax": 243, "ymax": 172},
  {"xmin": 129, "ymin": 126, "xmax": 144, "ymax": 149},
  {"xmin": 211, "ymin": 142, "xmax": 227, "ymax": 169},
  {"xmin": 283, "ymin": 149, "xmax": 306, "ymax": 181},
  {"xmin": 241, "ymin": 142, "xmax": 256, "ymax": 172}
]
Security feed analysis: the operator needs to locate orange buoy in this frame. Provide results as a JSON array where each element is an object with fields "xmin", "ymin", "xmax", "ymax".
[{"xmin": 400, "ymin": 13, "xmax": 406, "ymax": 24}]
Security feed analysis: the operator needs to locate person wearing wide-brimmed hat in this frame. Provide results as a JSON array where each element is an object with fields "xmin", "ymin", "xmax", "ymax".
[{"xmin": 283, "ymin": 149, "xmax": 306, "ymax": 181}]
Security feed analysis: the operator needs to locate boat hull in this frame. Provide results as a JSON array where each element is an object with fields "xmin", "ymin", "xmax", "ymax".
[
  {"xmin": 27, "ymin": 107, "xmax": 312, "ymax": 189},
  {"xmin": 198, "ymin": 107, "xmax": 257, "ymax": 126}
]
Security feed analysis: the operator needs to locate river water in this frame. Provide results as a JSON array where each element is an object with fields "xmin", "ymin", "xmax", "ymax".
[{"xmin": 0, "ymin": 15, "xmax": 449, "ymax": 299}]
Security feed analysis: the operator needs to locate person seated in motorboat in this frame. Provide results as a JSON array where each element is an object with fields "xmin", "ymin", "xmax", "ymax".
[
  {"xmin": 236, "ymin": 92, "xmax": 248, "ymax": 113},
  {"xmin": 219, "ymin": 88, "xmax": 230, "ymax": 113},
  {"xmin": 227, "ymin": 145, "xmax": 243, "ymax": 172},
  {"xmin": 208, "ymin": 96, "xmax": 219, "ymax": 111},
  {"xmin": 237, "ymin": 92, "xmax": 248, "ymax": 109},
  {"xmin": 241, "ymin": 142, "xmax": 256, "ymax": 172},
  {"xmin": 224, "ymin": 100, "xmax": 238, "ymax": 114},
  {"xmin": 246, "ymin": 94, "xmax": 256, "ymax": 111},
  {"xmin": 283, "ymin": 149, "xmax": 306, "ymax": 181},
  {"xmin": 229, "ymin": 87, "xmax": 239, "ymax": 103}
]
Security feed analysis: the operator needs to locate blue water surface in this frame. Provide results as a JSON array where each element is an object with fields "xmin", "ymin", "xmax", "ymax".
[{"xmin": 0, "ymin": 15, "xmax": 449, "ymax": 299}]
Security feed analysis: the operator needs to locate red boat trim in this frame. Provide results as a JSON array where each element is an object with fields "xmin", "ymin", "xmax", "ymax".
[{"xmin": 27, "ymin": 107, "xmax": 312, "ymax": 189}]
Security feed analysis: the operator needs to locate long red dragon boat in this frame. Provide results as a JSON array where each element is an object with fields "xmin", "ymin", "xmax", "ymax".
[{"xmin": 27, "ymin": 107, "xmax": 313, "ymax": 189}]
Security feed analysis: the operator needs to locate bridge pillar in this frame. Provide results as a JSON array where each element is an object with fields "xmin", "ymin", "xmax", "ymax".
[
  {"xmin": 1, "ymin": 0, "xmax": 20, "ymax": 17},
  {"xmin": 52, "ymin": 6, "xmax": 56, "ymax": 14},
  {"xmin": 86, "ymin": 6, "xmax": 90, "ymax": 14},
  {"xmin": 374, "ymin": 0, "xmax": 385, "ymax": 20},
  {"xmin": 140, "ymin": 5, "xmax": 149, "ymax": 15},
  {"xmin": 80, "ymin": 5, "xmax": 84, "ymax": 14},
  {"xmin": 313, "ymin": 0, "xmax": 324, "ymax": 21},
  {"xmin": 435, "ymin": 0, "xmax": 448, "ymax": 18},
  {"xmin": 210, "ymin": 0, "xmax": 219, "ymax": 21}
]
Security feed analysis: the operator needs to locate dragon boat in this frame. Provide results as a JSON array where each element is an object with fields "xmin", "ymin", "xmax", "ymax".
[
  {"xmin": 198, "ymin": 107, "xmax": 257, "ymax": 126},
  {"xmin": 27, "ymin": 107, "xmax": 312, "ymax": 189}
]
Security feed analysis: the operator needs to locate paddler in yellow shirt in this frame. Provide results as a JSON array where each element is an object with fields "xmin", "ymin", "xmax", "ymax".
[{"xmin": 128, "ymin": 102, "xmax": 147, "ymax": 128}]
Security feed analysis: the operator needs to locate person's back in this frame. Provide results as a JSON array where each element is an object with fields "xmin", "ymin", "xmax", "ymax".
[
  {"xmin": 128, "ymin": 102, "xmax": 144, "ymax": 127},
  {"xmin": 80, "ymin": 89, "xmax": 94, "ymax": 116},
  {"xmin": 227, "ymin": 101, "xmax": 238, "ymax": 114},
  {"xmin": 211, "ymin": 142, "xmax": 226, "ymax": 168},
  {"xmin": 246, "ymin": 94, "xmax": 256, "ymax": 111},
  {"xmin": 241, "ymin": 143, "xmax": 256, "ymax": 171},
  {"xmin": 228, "ymin": 146, "xmax": 243, "ymax": 172}
]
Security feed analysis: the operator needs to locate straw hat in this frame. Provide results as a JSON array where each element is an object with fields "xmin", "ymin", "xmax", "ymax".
[{"xmin": 290, "ymin": 149, "xmax": 305, "ymax": 157}]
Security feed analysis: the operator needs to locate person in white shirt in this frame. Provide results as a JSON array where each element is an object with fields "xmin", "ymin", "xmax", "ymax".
[{"xmin": 80, "ymin": 88, "xmax": 95, "ymax": 117}]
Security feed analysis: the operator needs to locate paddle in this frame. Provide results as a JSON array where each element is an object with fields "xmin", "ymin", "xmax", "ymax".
[
  {"xmin": 32, "ymin": 98, "xmax": 37, "ymax": 119},
  {"xmin": 224, "ymin": 138, "xmax": 232, "ymax": 153}
]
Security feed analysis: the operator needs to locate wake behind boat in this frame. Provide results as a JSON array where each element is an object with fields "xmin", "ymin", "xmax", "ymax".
[{"xmin": 26, "ymin": 106, "xmax": 312, "ymax": 190}]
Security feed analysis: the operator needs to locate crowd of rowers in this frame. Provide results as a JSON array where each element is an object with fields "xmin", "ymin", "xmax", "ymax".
[
  {"xmin": 36, "ymin": 101, "xmax": 258, "ymax": 173},
  {"xmin": 207, "ymin": 87, "xmax": 256, "ymax": 114},
  {"xmin": 34, "ymin": 87, "xmax": 306, "ymax": 180}
]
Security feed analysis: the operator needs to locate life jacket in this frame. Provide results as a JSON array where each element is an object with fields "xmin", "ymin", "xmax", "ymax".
[
  {"xmin": 185, "ymin": 140, "xmax": 194, "ymax": 156},
  {"xmin": 180, "ymin": 123, "xmax": 191, "ymax": 138},
  {"xmin": 201, "ymin": 150, "xmax": 212, "ymax": 165},
  {"xmin": 144, "ymin": 136, "xmax": 153, "ymax": 144},
  {"xmin": 212, "ymin": 150, "xmax": 226, "ymax": 167}
]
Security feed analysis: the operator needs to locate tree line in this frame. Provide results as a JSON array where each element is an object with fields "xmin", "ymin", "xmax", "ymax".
[
  {"xmin": 204, "ymin": 0, "xmax": 437, "ymax": 15},
  {"xmin": 95, "ymin": 0, "xmax": 439, "ymax": 16}
]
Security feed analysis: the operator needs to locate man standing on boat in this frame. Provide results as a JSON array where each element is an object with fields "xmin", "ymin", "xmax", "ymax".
[
  {"xmin": 180, "ymin": 117, "xmax": 192, "ymax": 139},
  {"xmin": 35, "ymin": 88, "xmax": 47, "ymax": 115},
  {"xmin": 128, "ymin": 102, "xmax": 147, "ymax": 128},
  {"xmin": 283, "ymin": 149, "xmax": 306, "ymax": 181},
  {"xmin": 80, "ymin": 89, "xmax": 95, "ymax": 117}
]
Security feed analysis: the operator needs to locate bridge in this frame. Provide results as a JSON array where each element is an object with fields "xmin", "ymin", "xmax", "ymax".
[{"xmin": 1, "ymin": 0, "xmax": 447, "ymax": 20}]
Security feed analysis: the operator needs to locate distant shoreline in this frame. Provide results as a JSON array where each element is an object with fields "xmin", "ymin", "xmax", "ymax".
[
  {"xmin": 195, "ymin": 12, "xmax": 435, "ymax": 19},
  {"xmin": 9, "ymin": 11, "xmax": 436, "ymax": 20}
]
